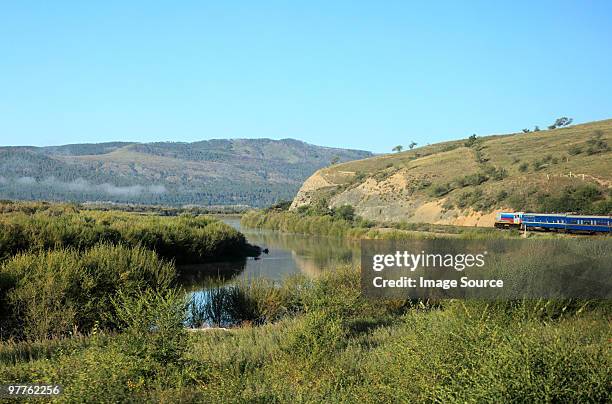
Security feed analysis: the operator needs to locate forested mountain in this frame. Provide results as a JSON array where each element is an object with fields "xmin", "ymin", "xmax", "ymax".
[{"xmin": 0, "ymin": 139, "xmax": 371, "ymax": 206}]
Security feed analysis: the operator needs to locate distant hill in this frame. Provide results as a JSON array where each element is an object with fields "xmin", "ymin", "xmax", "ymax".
[
  {"xmin": 291, "ymin": 119, "xmax": 612, "ymax": 226},
  {"xmin": 0, "ymin": 139, "xmax": 372, "ymax": 207}
]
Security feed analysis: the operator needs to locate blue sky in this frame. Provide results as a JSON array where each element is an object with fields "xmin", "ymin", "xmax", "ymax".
[{"xmin": 1, "ymin": 1, "xmax": 611, "ymax": 153}]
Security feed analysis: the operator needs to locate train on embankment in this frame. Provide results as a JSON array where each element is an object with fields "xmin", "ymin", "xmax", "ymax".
[{"xmin": 495, "ymin": 212, "xmax": 612, "ymax": 234}]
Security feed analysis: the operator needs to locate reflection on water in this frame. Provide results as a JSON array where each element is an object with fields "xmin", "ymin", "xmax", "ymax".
[{"xmin": 178, "ymin": 217, "xmax": 359, "ymax": 293}]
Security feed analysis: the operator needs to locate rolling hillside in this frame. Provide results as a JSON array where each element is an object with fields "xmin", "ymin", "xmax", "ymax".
[
  {"xmin": 291, "ymin": 119, "xmax": 612, "ymax": 226},
  {"xmin": 0, "ymin": 139, "xmax": 371, "ymax": 207}
]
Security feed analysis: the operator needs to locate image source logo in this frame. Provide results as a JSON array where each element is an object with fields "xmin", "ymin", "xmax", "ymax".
[{"xmin": 361, "ymin": 239, "xmax": 611, "ymax": 300}]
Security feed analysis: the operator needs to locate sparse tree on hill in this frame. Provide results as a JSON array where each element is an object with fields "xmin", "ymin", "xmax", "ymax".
[
  {"xmin": 534, "ymin": 126, "xmax": 540, "ymax": 132},
  {"xmin": 409, "ymin": 142, "xmax": 417, "ymax": 150},
  {"xmin": 330, "ymin": 155, "xmax": 340, "ymax": 165},
  {"xmin": 464, "ymin": 134, "xmax": 478, "ymax": 147},
  {"xmin": 522, "ymin": 128, "xmax": 531, "ymax": 133},
  {"xmin": 392, "ymin": 145, "xmax": 403, "ymax": 153},
  {"xmin": 549, "ymin": 117, "xmax": 573, "ymax": 130}
]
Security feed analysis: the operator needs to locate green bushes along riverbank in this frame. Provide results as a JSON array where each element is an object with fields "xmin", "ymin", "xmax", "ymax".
[
  {"xmin": 0, "ymin": 202, "xmax": 259, "ymax": 263},
  {"xmin": 0, "ymin": 201, "xmax": 260, "ymax": 341},
  {"xmin": 241, "ymin": 209, "xmax": 524, "ymax": 240}
]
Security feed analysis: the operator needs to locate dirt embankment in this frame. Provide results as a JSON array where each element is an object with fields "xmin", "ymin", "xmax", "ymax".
[{"xmin": 290, "ymin": 170, "xmax": 334, "ymax": 209}]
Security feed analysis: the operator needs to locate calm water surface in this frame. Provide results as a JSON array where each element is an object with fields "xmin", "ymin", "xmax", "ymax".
[{"xmin": 179, "ymin": 217, "xmax": 360, "ymax": 294}]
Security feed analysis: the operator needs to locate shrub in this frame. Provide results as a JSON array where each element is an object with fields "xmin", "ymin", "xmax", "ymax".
[
  {"xmin": 456, "ymin": 173, "xmax": 488, "ymax": 187},
  {"xmin": 442, "ymin": 199, "xmax": 455, "ymax": 210},
  {"xmin": 112, "ymin": 289, "xmax": 188, "ymax": 364},
  {"xmin": 332, "ymin": 205, "xmax": 356, "ymax": 222},
  {"xmin": 488, "ymin": 166, "xmax": 508, "ymax": 181},
  {"xmin": 475, "ymin": 150, "xmax": 489, "ymax": 163},
  {"xmin": 532, "ymin": 160, "xmax": 546, "ymax": 171},
  {"xmin": 266, "ymin": 200, "xmax": 292, "ymax": 211},
  {"xmin": 281, "ymin": 310, "xmax": 347, "ymax": 368},
  {"xmin": 495, "ymin": 190, "xmax": 509, "ymax": 202},
  {"xmin": 464, "ymin": 134, "xmax": 479, "ymax": 147},
  {"xmin": 454, "ymin": 189, "xmax": 492, "ymax": 210},
  {"xmin": 0, "ymin": 210, "xmax": 259, "ymax": 264},
  {"xmin": 429, "ymin": 183, "xmax": 453, "ymax": 197},
  {"xmin": 585, "ymin": 135, "xmax": 609, "ymax": 155},
  {"xmin": 0, "ymin": 244, "xmax": 175, "ymax": 340},
  {"xmin": 518, "ymin": 162, "xmax": 529, "ymax": 172},
  {"xmin": 568, "ymin": 145, "xmax": 583, "ymax": 155},
  {"xmin": 536, "ymin": 184, "xmax": 605, "ymax": 213}
]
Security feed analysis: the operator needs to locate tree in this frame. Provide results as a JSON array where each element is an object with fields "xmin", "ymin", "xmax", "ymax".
[
  {"xmin": 464, "ymin": 134, "xmax": 478, "ymax": 147},
  {"xmin": 522, "ymin": 128, "xmax": 531, "ymax": 133},
  {"xmin": 409, "ymin": 142, "xmax": 417, "ymax": 150},
  {"xmin": 392, "ymin": 145, "xmax": 403, "ymax": 153},
  {"xmin": 534, "ymin": 126, "xmax": 540, "ymax": 132},
  {"xmin": 330, "ymin": 155, "xmax": 340, "ymax": 165},
  {"xmin": 333, "ymin": 204, "xmax": 355, "ymax": 221},
  {"xmin": 549, "ymin": 117, "xmax": 573, "ymax": 130}
]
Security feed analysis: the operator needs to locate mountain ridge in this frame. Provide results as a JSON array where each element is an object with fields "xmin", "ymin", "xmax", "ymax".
[{"xmin": 0, "ymin": 138, "xmax": 372, "ymax": 207}]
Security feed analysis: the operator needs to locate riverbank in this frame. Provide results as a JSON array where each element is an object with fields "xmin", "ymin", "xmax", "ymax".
[
  {"xmin": 0, "ymin": 201, "xmax": 260, "ymax": 263},
  {"xmin": 0, "ymin": 201, "xmax": 259, "ymax": 341},
  {"xmin": 240, "ymin": 209, "xmax": 578, "ymax": 240}
]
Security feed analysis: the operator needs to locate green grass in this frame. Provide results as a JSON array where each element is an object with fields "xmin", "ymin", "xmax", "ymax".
[{"xmin": 0, "ymin": 267, "xmax": 609, "ymax": 402}]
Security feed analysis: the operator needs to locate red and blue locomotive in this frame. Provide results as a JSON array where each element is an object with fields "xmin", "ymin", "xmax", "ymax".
[{"xmin": 495, "ymin": 212, "xmax": 612, "ymax": 234}]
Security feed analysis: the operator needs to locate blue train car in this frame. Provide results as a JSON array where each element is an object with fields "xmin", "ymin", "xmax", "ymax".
[
  {"xmin": 561, "ymin": 215, "xmax": 612, "ymax": 233},
  {"xmin": 495, "ymin": 212, "xmax": 612, "ymax": 233}
]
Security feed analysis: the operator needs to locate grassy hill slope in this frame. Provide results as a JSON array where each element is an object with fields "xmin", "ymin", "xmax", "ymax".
[
  {"xmin": 291, "ymin": 119, "xmax": 612, "ymax": 225},
  {"xmin": 0, "ymin": 139, "xmax": 371, "ymax": 207}
]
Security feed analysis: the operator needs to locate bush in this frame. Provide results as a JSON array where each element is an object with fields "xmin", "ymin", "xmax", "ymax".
[
  {"xmin": 536, "ymin": 184, "xmax": 605, "ymax": 213},
  {"xmin": 484, "ymin": 166, "xmax": 508, "ymax": 181},
  {"xmin": 518, "ymin": 162, "xmax": 529, "ymax": 172},
  {"xmin": 456, "ymin": 173, "xmax": 488, "ymax": 187},
  {"xmin": 464, "ymin": 134, "xmax": 479, "ymax": 147},
  {"xmin": 281, "ymin": 310, "xmax": 346, "ymax": 368},
  {"xmin": 332, "ymin": 205, "xmax": 355, "ymax": 222},
  {"xmin": 266, "ymin": 200, "xmax": 292, "ymax": 211},
  {"xmin": 0, "ymin": 244, "xmax": 175, "ymax": 340},
  {"xmin": 429, "ymin": 183, "xmax": 453, "ymax": 197},
  {"xmin": 532, "ymin": 160, "xmax": 546, "ymax": 171},
  {"xmin": 112, "ymin": 289, "xmax": 188, "ymax": 364},
  {"xmin": 495, "ymin": 190, "xmax": 509, "ymax": 202},
  {"xmin": 0, "ymin": 209, "xmax": 259, "ymax": 264}
]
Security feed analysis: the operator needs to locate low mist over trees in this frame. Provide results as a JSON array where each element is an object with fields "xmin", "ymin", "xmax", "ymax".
[{"xmin": 0, "ymin": 139, "xmax": 372, "ymax": 207}]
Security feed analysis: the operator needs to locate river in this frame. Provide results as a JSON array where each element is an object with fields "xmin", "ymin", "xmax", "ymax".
[{"xmin": 179, "ymin": 217, "xmax": 360, "ymax": 294}]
